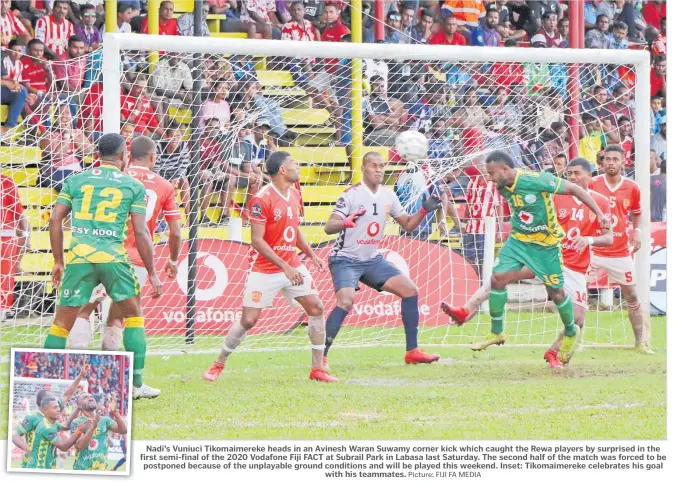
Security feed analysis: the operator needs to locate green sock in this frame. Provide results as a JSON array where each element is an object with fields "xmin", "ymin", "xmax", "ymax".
[
  {"xmin": 44, "ymin": 324, "xmax": 68, "ymax": 349},
  {"xmin": 123, "ymin": 318, "xmax": 147, "ymax": 388},
  {"xmin": 556, "ymin": 296, "xmax": 577, "ymax": 337},
  {"xmin": 489, "ymin": 289, "xmax": 508, "ymax": 335}
]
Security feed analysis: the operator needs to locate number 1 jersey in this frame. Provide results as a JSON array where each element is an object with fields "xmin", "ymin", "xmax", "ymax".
[{"xmin": 55, "ymin": 165, "xmax": 147, "ymax": 265}]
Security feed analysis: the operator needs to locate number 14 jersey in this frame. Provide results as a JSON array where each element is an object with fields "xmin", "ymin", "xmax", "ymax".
[{"xmin": 55, "ymin": 165, "xmax": 147, "ymax": 265}]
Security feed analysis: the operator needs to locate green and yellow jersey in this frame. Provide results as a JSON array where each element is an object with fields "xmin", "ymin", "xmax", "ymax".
[
  {"xmin": 17, "ymin": 412, "xmax": 43, "ymax": 468},
  {"xmin": 24, "ymin": 418, "xmax": 62, "ymax": 469},
  {"xmin": 55, "ymin": 165, "xmax": 147, "ymax": 265},
  {"xmin": 498, "ymin": 169, "xmax": 566, "ymax": 247},
  {"xmin": 70, "ymin": 416, "xmax": 116, "ymax": 471}
]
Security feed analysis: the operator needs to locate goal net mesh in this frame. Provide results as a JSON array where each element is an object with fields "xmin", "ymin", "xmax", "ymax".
[{"xmin": 0, "ymin": 35, "xmax": 646, "ymax": 358}]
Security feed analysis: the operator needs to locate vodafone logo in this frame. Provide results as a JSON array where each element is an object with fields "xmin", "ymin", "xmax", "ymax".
[
  {"xmin": 367, "ymin": 222, "xmax": 381, "ymax": 237},
  {"xmin": 177, "ymin": 252, "xmax": 229, "ymax": 301}
]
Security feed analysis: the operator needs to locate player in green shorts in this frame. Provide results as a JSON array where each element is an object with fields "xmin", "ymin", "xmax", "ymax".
[
  {"xmin": 45, "ymin": 133, "xmax": 163, "ymax": 399},
  {"xmin": 12, "ymin": 364, "xmax": 89, "ymax": 467},
  {"xmin": 476, "ymin": 151, "xmax": 610, "ymax": 363},
  {"xmin": 23, "ymin": 396, "xmax": 90, "ymax": 469},
  {"xmin": 70, "ymin": 392, "xmax": 127, "ymax": 471}
]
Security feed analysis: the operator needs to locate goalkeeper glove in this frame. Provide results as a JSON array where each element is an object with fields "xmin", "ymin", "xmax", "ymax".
[
  {"xmin": 343, "ymin": 208, "xmax": 367, "ymax": 229},
  {"xmin": 420, "ymin": 195, "xmax": 442, "ymax": 217}
]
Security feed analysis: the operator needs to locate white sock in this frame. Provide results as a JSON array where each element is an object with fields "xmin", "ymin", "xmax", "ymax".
[
  {"xmin": 308, "ymin": 315, "xmax": 326, "ymax": 369},
  {"xmin": 69, "ymin": 317, "xmax": 92, "ymax": 349},
  {"xmin": 102, "ymin": 326, "xmax": 124, "ymax": 351},
  {"xmin": 465, "ymin": 281, "xmax": 491, "ymax": 314},
  {"xmin": 217, "ymin": 321, "xmax": 248, "ymax": 363}
]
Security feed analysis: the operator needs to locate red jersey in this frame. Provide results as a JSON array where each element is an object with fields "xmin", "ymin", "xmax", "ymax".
[
  {"xmin": 464, "ymin": 175, "xmax": 500, "ymax": 234},
  {"xmin": 80, "ymin": 82, "xmax": 103, "ymax": 132},
  {"xmin": 141, "ymin": 17, "xmax": 179, "ymax": 36},
  {"xmin": 555, "ymin": 190, "xmax": 609, "ymax": 274},
  {"xmin": 248, "ymin": 184, "xmax": 302, "ymax": 274},
  {"xmin": 321, "ymin": 20, "xmax": 350, "ymax": 74},
  {"xmin": 428, "ymin": 31, "xmax": 466, "ymax": 46},
  {"xmin": 19, "ymin": 56, "xmax": 49, "ymax": 91},
  {"xmin": 589, "ymin": 174, "xmax": 641, "ymax": 258},
  {"xmin": 120, "ymin": 94, "xmax": 160, "ymax": 134},
  {"xmin": 35, "ymin": 14, "xmax": 75, "ymax": 56},
  {"xmin": 1, "ymin": 11, "xmax": 26, "ymax": 47},
  {"xmin": 124, "ymin": 166, "xmax": 181, "ymax": 267},
  {"xmin": 1, "ymin": 175, "xmax": 24, "ymax": 237}
]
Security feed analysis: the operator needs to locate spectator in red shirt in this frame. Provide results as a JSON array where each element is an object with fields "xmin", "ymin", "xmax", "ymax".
[
  {"xmin": 141, "ymin": 0, "xmax": 179, "ymax": 35},
  {"xmin": 51, "ymin": 35, "xmax": 87, "ymax": 92},
  {"xmin": 34, "ymin": 0, "xmax": 75, "ymax": 59},
  {"xmin": 20, "ymin": 39, "xmax": 52, "ymax": 131},
  {"xmin": 1, "ymin": 0, "xmax": 31, "ymax": 48},
  {"xmin": 321, "ymin": 2, "xmax": 350, "ymax": 74},
  {"xmin": 642, "ymin": 0, "xmax": 666, "ymax": 28},
  {"xmin": 80, "ymin": 81, "xmax": 103, "ymax": 140},
  {"xmin": 429, "ymin": 14, "xmax": 467, "ymax": 46},
  {"xmin": 651, "ymin": 55, "xmax": 666, "ymax": 97},
  {"xmin": 120, "ymin": 75, "xmax": 165, "ymax": 137}
]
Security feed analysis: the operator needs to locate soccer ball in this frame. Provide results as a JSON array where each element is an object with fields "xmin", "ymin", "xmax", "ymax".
[{"xmin": 395, "ymin": 130, "xmax": 429, "ymax": 162}]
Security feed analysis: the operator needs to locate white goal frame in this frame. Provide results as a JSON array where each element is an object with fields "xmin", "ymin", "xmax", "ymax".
[{"xmin": 101, "ymin": 33, "xmax": 652, "ymax": 343}]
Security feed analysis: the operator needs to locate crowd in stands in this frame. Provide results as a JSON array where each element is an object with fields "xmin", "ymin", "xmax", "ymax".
[
  {"xmin": 0, "ymin": 0, "xmax": 667, "ymax": 228},
  {"xmin": 13, "ymin": 351, "xmax": 127, "ymax": 405}
]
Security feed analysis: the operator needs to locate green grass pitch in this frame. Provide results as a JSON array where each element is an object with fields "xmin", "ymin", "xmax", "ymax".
[{"xmin": 1, "ymin": 313, "xmax": 666, "ymax": 440}]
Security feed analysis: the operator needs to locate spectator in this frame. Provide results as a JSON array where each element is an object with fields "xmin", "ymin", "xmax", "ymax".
[
  {"xmin": 51, "ymin": 35, "xmax": 87, "ymax": 93},
  {"xmin": 232, "ymin": 78, "xmax": 288, "ymax": 141},
  {"xmin": 651, "ymin": 114, "xmax": 666, "ymax": 163},
  {"xmin": 529, "ymin": 0, "xmax": 562, "ymax": 32},
  {"xmin": 75, "ymin": 3, "xmax": 102, "ymax": 52},
  {"xmin": 3, "ymin": 39, "xmax": 23, "ymax": 82},
  {"xmin": 608, "ymin": 20, "xmax": 630, "ymax": 49},
  {"xmin": 38, "ymin": 102, "xmax": 95, "ymax": 191},
  {"xmin": 457, "ymin": 86, "xmax": 488, "ymax": 133},
  {"xmin": 322, "ymin": 2, "xmax": 350, "ymax": 44},
  {"xmin": 558, "ymin": 15, "xmax": 570, "ymax": 47},
  {"xmin": 120, "ymin": 75, "xmax": 164, "ymax": 137},
  {"xmin": 584, "ymin": 0, "xmax": 599, "ymax": 30},
  {"xmin": 650, "ymin": 152, "xmax": 665, "ymax": 222},
  {"xmin": 537, "ymin": 121, "xmax": 568, "ymax": 171},
  {"xmin": 243, "ymin": 118, "xmax": 275, "ymax": 201},
  {"xmin": 201, "ymin": 80, "xmax": 232, "ymax": 132},
  {"xmin": 1, "ymin": 0, "xmax": 31, "ymax": 48},
  {"xmin": 117, "ymin": 2, "xmax": 134, "ymax": 33},
  {"xmin": 241, "ymin": 0, "xmax": 281, "ymax": 40},
  {"xmin": 472, "ymin": 8, "xmax": 501, "ymax": 46},
  {"xmin": 581, "ymin": 85, "xmax": 613, "ymax": 124},
  {"xmin": 610, "ymin": 84, "xmax": 635, "ymax": 128},
  {"xmin": 35, "ymin": 0, "xmax": 75, "ymax": 59},
  {"xmin": 651, "ymin": 55, "xmax": 666, "ymax": 97},
  {"xmin": 365, "ymin": 10, "xmax": 402, "ymax": 43},
  {"xmin": 302, "ymin": 0, "xmax": 325, "ymax": 29},
  {"xmin": 578, "ymin": 114, "xmax": 604, "ymax": 169},
  {"xmin": 549, "ymin": 153, "xmax": 568, "ymax": 178},
  {"xmin": 150, "ymin": 54, "xmax": 194, "ymax": 125},
  {"xmin": 276, "ymin": 0, "xmax": 291, "ymax": 23},
  {"xmin": 395, "ymin": 167, "xmax": 451, "ymax": 241},
  {"xmin": 20, "ymin": 39, "xmax": 51, "ymax": 128},
  {"xmin": 441, "ymin": 0, "xmax": 486, "ymax": 36},
  {"xmin": 530, "ymin": 11, "xmax": 563, "ymax": 48},
  {"xmin": 487, "ymin": 86, "xmax": 520, "ymax": 131},
  {"xmin": 281, "ymin": 1, "xmax": 320, "ymax": 41},
  {"xmin": 141, "ymin": 0, "xmax": 179, "ymax": 35},
  {"xmin": 80, "ymin": 79, "xmax": 103, "ymax": 140},
  {"xmin": 0, "ymin": 48, "xmax": 27, "ymax": 142},
  {"xmin": 156, "ymin": 124, "xmax": 191, "ymax": 210},
  {"xmin": 485, "ymin": 0, "xmax": 510, "ymax": 30},
  {"xmin": 177, "ymin": 0, "xmax": 211, "ymax": 36},
  {"xmin": 363, "ymin": 75, "xmax": 408, "ymax": 146},
  {"xmin": 616, "ymin": 116, "xmax": 634, "ymax": 174},
  {"xmin": 642, "ymin": 0, "xmax": 666, "ymax": 29},
  {"xmin": 651, "ymin": 94, "xmax": 665, "ymax": 134},
  {"xmin": 504, "ymin": 0, "xmax": 535, "ymax": 41},
  {"xmin": 596, "ymin": 0, "xmax": 619, "ymax": 23},
  {"xmin": 586, "ymin": 14, "xmax": 610, "ymax": 49},
  {"xmin": 535, "ymin": 88, "xmax": 564, "ymax": 133},
  {"xmin": 401, "ymin": 7, "xmax": 434, "ymax": 44},
  {"xmin": 428, "ymin": 14, "xmax": 467, "ymax": 45}
]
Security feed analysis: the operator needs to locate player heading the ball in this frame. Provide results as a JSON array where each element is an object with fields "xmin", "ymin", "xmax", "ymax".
[
  {"xmin": 322, "ymin": 151, "xmax": 443, "ymax": 369},
  {"xmin": 44, "ymin": 133, "xmax": 162, "ymax": 398},
  {"xmin": 472, "ymin": 151, "xmax": 610, "ymax": 364},
  {"xmin": 203, "ymin": 151, "xmax": 338, "ymax": 383}
]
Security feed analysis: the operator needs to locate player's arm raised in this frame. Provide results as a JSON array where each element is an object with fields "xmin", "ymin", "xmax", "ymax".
[
  {"xmin": 62, "ymin": 407, "xmax": 81, "ymax": 432},
  {"xmin": 62, "ymin": 364, "xmax": 89, "ymax": 405},
  {"xmin": 393, "ymin": 195, "xmax": 442, "ymax": 233},
  {"xmin": 108, "ymin": 397, "xmax": 128, "ymax": 435},
  {"xmin": 561, "ymin": 181, "xmax": 611, "ymax": 230}
]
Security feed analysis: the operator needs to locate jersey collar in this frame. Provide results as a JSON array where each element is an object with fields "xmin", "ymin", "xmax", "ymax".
[
  {"xmin": 602, "ymin": 173, "xmax": 624, "ymax": 192},
  {"xmin": 362, "ymin": 183, "xmax": 381, "ymax": 198},
  {"xmin": 503, "ymin": 169, "xmax": 521, "ymax": 192},
  {"xmin": 99, "ymin": 163, "xmax": 121, "ymax": 172},
  {"xmin": 271, "ymin": 184, "xmax": 291, "ymax": 202}
]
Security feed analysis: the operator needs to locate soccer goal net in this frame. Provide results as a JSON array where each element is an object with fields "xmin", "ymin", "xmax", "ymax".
[
  {"xmin": 11, "ymin": 377, "xmax": 82, "ymax": 421},
  {"xmin": 0, "ymin": 33, "xmax": 651, "ymax": 358}
]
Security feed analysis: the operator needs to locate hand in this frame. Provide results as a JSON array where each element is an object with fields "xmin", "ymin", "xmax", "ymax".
[
  {"xmin": 148, "ymin": 273, "xmax": 163, "ymax": 298},
  {"xmin": 10, "ymin": 81, "xmax": 21, "ymax": 92},
  {"xmin": 421, "ymin": 195, "xmax": 442, "ymax": 213},
  {"xmin": 311, "ymin": 255, "xmax": 327, "ymax": 272},
  {"xmin": 52, "ymin": 263, "xmax": 65, "ymax": 288},
  {"xmin": 343, "ymin": 208, "xmax": 366, "ymax": 229},
  {"xmin": 76, "ymin": 420, "xmax": 92, "ymax": 434},
  {"xmin": 631, "ymin": 230, "xmax": 642, "ymax": 253},
  {"xmin": 598, "ymin": 215, "xmax": 611, "ymax": 231},
  {"xmin": 570, "ymin": 236, "xmax": 591, "ymax": 252},
  {"xmin": 164, "ymin": 260, "xmax": 178, "ymax": 279},
  {"xmin": 78, "ymin": 363, "xmax": 90, "ymax": 379},
  {"xmin": 284, "ymin": 266, "xmax": 304, "ymax": 286},
  {"xmin": 109, "ymin": 397, "xmax": 117, "ymax": 414},
  {"xmin": 27, "ymin": 93, "xmax": 38, "ymax": 105}
]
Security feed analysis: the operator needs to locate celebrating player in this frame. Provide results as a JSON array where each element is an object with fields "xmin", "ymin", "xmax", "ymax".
[
  {"xmin": 589, "ymin": 145, "xmax": 652, "ymax": 354},
  {"xmin": 44, "ymin": 133, "xmax": 162, "ymax": 399},
  {"xmin": 322, "ymin": 151, "xmax": 443, "ymax": 367},
  {"xmin": 467, "ymin": 151, "xmax": 610, "ymax": 363},
  {"xmin": 12, "ymin": 364, "xmax": 90, "ymax": 466},
  {"xmin": 203, "ymin": 151, "xmax": 337, "ymax": 383},
  {"xmin": 442, "ymin": 158, "xmax": 613, "ymax": 367},
  {"xmin": 70, "ymin": 393, "xmax": 127, "ymax": 471},
  {"xmin": 23, "ymin": 396, "xmax": 91, "ymax": 469},
  {"xmin": 70, "ymin": 136, "xmax": 182, "ymax": 399}
]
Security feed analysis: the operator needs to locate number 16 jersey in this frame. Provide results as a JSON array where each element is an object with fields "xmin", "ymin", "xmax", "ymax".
[
  {"xmin": 331, "ymin": 183, "xmax": 406, "ymax": 261},
  {"xmin": 55, "ymin": 165, "xmax": 147, "ymax": 265}
]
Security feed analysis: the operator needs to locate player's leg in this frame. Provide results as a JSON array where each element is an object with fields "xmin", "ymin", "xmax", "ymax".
[
  {"xmin": 621, "ymin": 283, "xmax": 652, "ymax": 353},
  {"xmin": 69, "ymin": 284, "xmax": 108, "ymax": 350},
  {"xmin": 102, "ymin": 266, "xmax": 147, "ymax": 352},
  {"xmin": 44, "ymin": 263, "xmax": 99, "ymax": 349}
]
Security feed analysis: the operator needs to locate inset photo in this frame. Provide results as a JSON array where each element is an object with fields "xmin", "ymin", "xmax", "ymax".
[{"xmin": 7, "ymin": 349, "xmax": 132, "ymax": 476}]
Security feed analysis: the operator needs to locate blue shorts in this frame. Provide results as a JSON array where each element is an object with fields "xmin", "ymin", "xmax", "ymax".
[{"xmin": 329, "ymin": 255, "xmax": 401, "ymax": 292}]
